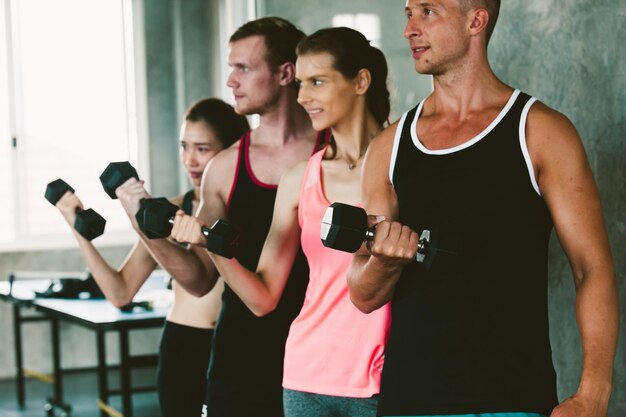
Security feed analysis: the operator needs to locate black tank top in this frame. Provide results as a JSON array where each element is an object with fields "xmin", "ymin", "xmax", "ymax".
[
  {"xmin": 167, "ymin": 190, "xmax": 195, "ymax": 290},
  {"xmin": 380, "ymin": 91, "xmax": 558, "ymax": 416},
  {"xmin": 181, "ymin": 189, "xmax": 194, "ymax": 215},
  {"xmin": 207, "ymin": 130, "xmax": 329, "ymax": 400}
]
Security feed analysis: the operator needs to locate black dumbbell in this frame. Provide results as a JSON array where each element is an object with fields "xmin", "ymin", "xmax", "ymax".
[
  {"xmin": 99, "ymin": 161, "xmax": 242, "ymax": 258},
  {"xmin": 99, "ymin": 161, "xmax": 139, "ymax": 199},
  {"xmin": 45, "ymin": 179, "xmax": 106, "ymax": 241},
  {"xmin": 135, "ymin": 197, "xmax": 242, "ymax": 258},
  {"xmin": 320, "ymin": 202, "xmax": 461, "ymax": 270}
]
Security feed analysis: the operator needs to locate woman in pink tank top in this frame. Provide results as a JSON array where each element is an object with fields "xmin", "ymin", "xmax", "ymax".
[{"xmin": 207, "ymin": 27, "xmax": 392, "ymax": 417}]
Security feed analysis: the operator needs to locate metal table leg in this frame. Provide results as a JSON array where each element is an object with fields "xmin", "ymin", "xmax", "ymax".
[
  {"xmin": 96, "ymin": 329, "xmax": 108, "ymax": 417},
  {"xmin": 13, "ymin": 302, "xmax": 25, "ymax": 408},
  {"xmin": 119, "ymin": 328, "xmax": 132, "ymax": 417}
]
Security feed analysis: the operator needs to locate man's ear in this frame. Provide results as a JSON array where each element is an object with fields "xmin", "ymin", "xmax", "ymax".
[
  {"xmin": 277, "ymin": 62, "xmax": 295, "ymax": 86},
  {"xmin": 468, "ymin": 8, "xmax": 489, "ymax": 38},
  {"xmin": 355, "ymin": 68, "xmax": 372, "ymax": 96}
]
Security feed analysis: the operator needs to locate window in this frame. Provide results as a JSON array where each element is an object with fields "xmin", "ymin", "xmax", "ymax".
[
  {"xmin": 332, "ymin": 13, "xmax": 381, "ymax": 47},
  {"xmin": 0, "ymin": 0, "xmax": 14, "ymax": 243},
  {"xmin": 1, "ymin": 0, "xmax": 145, "ymax": 251}
]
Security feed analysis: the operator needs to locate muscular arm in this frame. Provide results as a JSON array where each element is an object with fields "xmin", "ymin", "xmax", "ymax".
[
  {"xmin": 116, "ymin": 150, "xmax": 238, "ymax": 297},
  {"xmin": 347, "ymin": 123, "xmax": 419, "ymax": 313},
  {"xmin": 207, "ymin": 163, "xmax": 304, "ymax": 316},
  {"xmin": 528, "ymin": 104, "xmax": 619, "ymax": 417},
  {"xmin": 55, "ymin": 192, "xmax": 157, "ymax": 307},
  {"xmin": 145, "ymin": 152, "xmax": 239, "ymax": 297}
]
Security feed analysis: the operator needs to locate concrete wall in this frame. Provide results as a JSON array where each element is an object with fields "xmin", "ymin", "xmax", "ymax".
[{"xmin": 490, "ymin": 2, "xmax": 625, "ymax": 415}]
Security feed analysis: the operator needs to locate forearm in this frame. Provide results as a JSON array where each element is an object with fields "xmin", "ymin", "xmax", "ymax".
[
  {"xmin": 348, "ymin": 252, "xmax": 402, "ymax": 313},
  {"xmin": 210, "ymin": 254, "xmax": 277, "ymax": 316},
  {"xmin": 72, "ymin": 231, "xmax": 134, "ymax": 307},
  {"xmin": 141, "ymin": 237, "xmax": 218, "ymax": 297},
  {"xmin": 574, "ymin": 268, "xmax": 619, "ymax": 400}
]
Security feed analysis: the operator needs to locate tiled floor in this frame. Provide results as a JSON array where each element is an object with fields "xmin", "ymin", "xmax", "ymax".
[{"xmin": 0, "ymin": 367, "xmax": 161, "ymax": 417}]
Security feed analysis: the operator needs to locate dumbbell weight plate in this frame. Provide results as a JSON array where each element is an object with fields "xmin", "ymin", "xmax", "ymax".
[
  {"xmin": 321, "ymin": 202, "xmax": 369, "ymax": 253},
  {"xmin": 45, "ymin": 179, "xmax": 106, "ymax": 241},
  {"xmin": 135, "ymin": 197, "xmax": 179, "ymax": 239},
  {"xmin": 99, "ymin": 162, "xmax": 139, "ymax": 199}
]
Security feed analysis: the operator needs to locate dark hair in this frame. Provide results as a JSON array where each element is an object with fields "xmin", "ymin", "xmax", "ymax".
[
  {"xmin": 296, "ymin": 27, "xmax": 390, "ymax": 126},
  {"xmin": 230, "ymin": 16, "xmax": 305, "ymax": 72},
  {"xmin": 460, "ymin": 0, "xmax": 500, "ymax": 44},
  {"xmin": 185, "ymin": 98, "xmax": 249, "ymax": 147}
]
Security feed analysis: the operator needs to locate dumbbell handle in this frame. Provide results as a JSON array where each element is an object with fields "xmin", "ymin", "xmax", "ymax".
[
  {"xmin": 362, "ymin": 227, "xmax": 430, "ymax": 261},
  {"xmin": 166, "ymin": 217, "xmax": 212, "ymax": 238}
]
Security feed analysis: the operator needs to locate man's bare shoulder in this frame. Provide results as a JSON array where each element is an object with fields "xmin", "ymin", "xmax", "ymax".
[
  {"xmin": 276, "ymin": 160, "xmax": 309, "ymax": 210},
  {"xmin": 369, "ymin": 119, "xmax": 401, "ymax": 155},
  {"xmin": 282, "ymin": 159, "xmax": 309, "ymax": 184},
  {"xmin": 526, "ymin": 101, "xmax": 582, "ymax": 158},
  {"xmin": 206, "ymin": 141, "xmax": 241, "ymax": 177},
  {"xmin": 201, "ymin": 139, "xmax": 242, "ymax": 201}
]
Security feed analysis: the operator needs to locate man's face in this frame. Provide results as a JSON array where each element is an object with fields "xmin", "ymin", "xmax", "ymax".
[
  {"xmin": 403, "ymin": 0, "xmax": 471, "ymax": 75},
  {"xmin": 226, "ymin": 35, "xmax": 282, "ymax": 116}
]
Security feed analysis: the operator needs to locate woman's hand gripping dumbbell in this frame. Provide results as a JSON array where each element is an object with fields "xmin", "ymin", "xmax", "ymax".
[{"xmin": 45, "ymin": 179, "xmax": 106, "ymax": 241}]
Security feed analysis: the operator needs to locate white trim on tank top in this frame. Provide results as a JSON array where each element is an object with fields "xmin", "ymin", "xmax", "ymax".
[
  {"xmin": 388, "ymin": 111, "xmax": 409, "ymax": 187},
  {"xmin": 390, "ymin": 89, "xmax": 542, "ymax": 196},
  {"xmin": 410, "ymin": 89, "xmax": 521, "ymax": 155},
  {"xmin": 519, "ymin": 97, "xmax": 541, "ymax": 195}
]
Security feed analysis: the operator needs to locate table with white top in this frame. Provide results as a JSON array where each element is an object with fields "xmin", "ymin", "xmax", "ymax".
[{"xmin": 0, "ymin": 271, "xmax": 172, "ymax": 417}]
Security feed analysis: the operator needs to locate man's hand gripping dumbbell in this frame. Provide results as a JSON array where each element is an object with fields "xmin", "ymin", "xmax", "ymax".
[
  {"xmin": 321, "ymin": 202, "xmax": 461, "ymax": 269},
  {"xmin": 100, "ymin": 161, "xmax": 241, "ymax": 258}
]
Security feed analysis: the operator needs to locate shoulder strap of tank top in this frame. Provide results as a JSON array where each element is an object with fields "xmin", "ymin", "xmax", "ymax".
[
  {"xmin": 389, "ymin": 104, "xmax": 421, "ymax": 187},
  {"xmin": 181, "ymin": 189, "xmax": 195, "ymax": 215},
  {"xmin": 238, "ymin": 130, "xmax": 251, "ymax": 170},
  {"xmin": 314, "ymin": 129, "xmax": 332, "ymax": 153}
]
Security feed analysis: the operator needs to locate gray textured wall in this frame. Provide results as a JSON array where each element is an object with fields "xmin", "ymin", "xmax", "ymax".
[
  {"xmin": 261, "ymin": 0, "xmax": 625, "ymax": 415},
  {"xmin": 144, "ymin": 0, "xmax": 219, "ymax": 198},
  {"xmin": 489, "ymin": 2, "xmax": 626, "ymax": 415}
]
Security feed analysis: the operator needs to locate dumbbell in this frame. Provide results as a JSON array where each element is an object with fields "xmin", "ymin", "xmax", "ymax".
[
  {"xmin": 99, "ymin": 161, "xmax": 139, "ymax": 199},
  {"xmin": 320, "ymin": 202, "xmax": 462, "ymax": 270},
  {"xmin": 45, "ymin": 179, "xmax": 106, "ymax": 241},
  {"xmin": 135, "ymin": 197, "xmax": 242, "ymax": 259},
  {"xmin": 99, "ymin": 162, "xmax": 242, "ymax": 258}
]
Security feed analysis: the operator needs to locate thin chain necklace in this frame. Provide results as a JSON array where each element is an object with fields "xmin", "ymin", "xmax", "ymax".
[{"xmin": 345, "ymin": 152, "xmax": 365, "ymax": 170}]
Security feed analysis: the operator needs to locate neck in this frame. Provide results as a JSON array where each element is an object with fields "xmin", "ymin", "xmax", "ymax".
[
  {"xmin": 428, "ymin": 50, "xmax": 509, "ymax": 117},
  {"xmin": 331, "ymin": 108, "xmax": 381, "ymax": 170},
  {"xmin": 255, "ymin": 88, "xmax": 315, "ymax": 144}
]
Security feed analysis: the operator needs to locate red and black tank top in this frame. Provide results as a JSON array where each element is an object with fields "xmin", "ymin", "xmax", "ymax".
[{"xmin": 206, "ymin": 129, "xmax": 330, "ymax": 400}]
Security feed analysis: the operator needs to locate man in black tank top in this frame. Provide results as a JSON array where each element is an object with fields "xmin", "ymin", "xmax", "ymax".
[
  {"xmin": 118, "ymin": 17, "xmax": 326, "ymax": 417},
  {"xmin": 348, "ymin": 2, "xmax": 618, "ymax": 417}
]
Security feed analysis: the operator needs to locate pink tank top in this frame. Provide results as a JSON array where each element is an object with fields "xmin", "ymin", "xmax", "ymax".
[{"xmin": 282, "ymin": 147, "xmax": 391, "ymax": 397}]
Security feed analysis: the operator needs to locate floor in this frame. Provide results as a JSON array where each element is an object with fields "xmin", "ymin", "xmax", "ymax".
[{"xmin": 0, "ymin": 367, "xmax": 161, "ymax": 417}]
